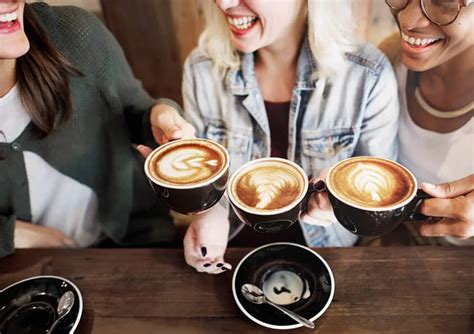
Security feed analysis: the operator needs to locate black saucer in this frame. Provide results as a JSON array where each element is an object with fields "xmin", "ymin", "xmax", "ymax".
[
  {"xmin": 0, "ymin": 276, "xmax": 83, "ymax": 334},
  {"xmin": 232, "ymin": 243, "xmax": 334, "ymax": 330}
]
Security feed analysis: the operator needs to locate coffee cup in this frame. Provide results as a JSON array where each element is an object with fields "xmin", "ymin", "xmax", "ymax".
[
  {"xmin": 144, "ymin": 138, "xmax": 230, "ymax": 214},
  {"xmin": 321, "ymin": 156, "xmax": 431, "ymax": 237},
  {"xmin": 227, "ymin": 158, "xmax": 319, "ymax": 233}
]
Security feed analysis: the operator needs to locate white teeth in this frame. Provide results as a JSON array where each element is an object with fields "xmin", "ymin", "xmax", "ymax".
[
  {"xmin": 401, "ymin": 32, "xmax": 440, "ymax": 47},
  {"xmin": 227, "ymin": 16, "xmax": 257, "ymax": 30},
  {"xmin": 0, "ymin": 12, "xmax": 17, "ymax": 23}
]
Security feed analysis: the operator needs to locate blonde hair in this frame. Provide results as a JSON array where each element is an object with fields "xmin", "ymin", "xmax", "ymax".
[{"xmin": 198, "ymin": 0, "xmax": 357, "ymax": 79}]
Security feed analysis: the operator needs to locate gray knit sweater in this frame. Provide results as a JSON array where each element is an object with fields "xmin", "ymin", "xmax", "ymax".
[{"xmin": 0, "ymin": 3, "xmax": 177, "ymax": 257}]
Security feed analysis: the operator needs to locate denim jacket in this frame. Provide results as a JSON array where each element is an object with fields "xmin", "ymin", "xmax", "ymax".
[{"xmin": 183, "ymin": 39, "xmax": 400, "ymax": 247}]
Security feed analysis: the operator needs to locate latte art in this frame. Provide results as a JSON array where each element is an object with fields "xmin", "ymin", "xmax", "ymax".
[
  {"xmin": 231, "ymin": 160, "xmax": 305, "ymax": 212},
  {"xmin": 351, "ymin": 163, "xmax": 391, "ymax": 203},
  {"xmin": 328, "ymin": 157, "xmax": 415, "ymax": 209},
  {"xmin": 148, "ymin": 140, "xmax": 227, "ymax": 186}
]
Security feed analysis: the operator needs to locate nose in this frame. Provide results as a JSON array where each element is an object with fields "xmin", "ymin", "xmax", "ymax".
[
  {"xmin": 397, "ymin": 0, "xmax": 431, "ymax": 31},
  {"xmin": 215, "ymin": 0, "xmax": 241, "ymax": 11}
]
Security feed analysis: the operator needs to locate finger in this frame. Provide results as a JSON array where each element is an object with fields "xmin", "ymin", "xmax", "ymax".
[
  {"xmin": 319, "ymin": 167, "xmax": 331, "ymax": 179},
  {"xmin": 206, "ymin": 257, "xmax": 232, "ymax": 275},
  {"xmin": 183, "ymin": 226, "xmax": 200, "ymax": 266},
  {"xmin": 305, "ymin": 193, "xmax": 336, "ymax": 222},
  {"xmin": 307, "ymin": 192, "xmax": 333, "ymax": 213},
  {"xmin": 421, "ymin": 174, "xmax": 474, "ymax": 198},
  {"xmin": 180, "ymin": 122, "xmax": 196, "ymax": 139},
  {"xmin": 420, "ymin": 197, "xmax": 465, "ymax": 220},
  {"xmin": 194, "ymin": 225, "xmax": 228, "ymax": 261},
  {"xmin": 136, "ymin": 145, "xmax": 153, "ymax": 158},
  {"xmin": 156, "ymin": 111, "xmax": 183, "ymax": 140},
  {"xmin": 418, "ymin": 218, "xmax": 473, "ymax": 238},
  {"xmin": 152, "ymin": 127, "xmax": 168, "ymax": 145}
]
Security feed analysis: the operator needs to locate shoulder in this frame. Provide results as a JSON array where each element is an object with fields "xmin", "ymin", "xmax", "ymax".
[
  {"xmin": 184, "ymin": 47, "xmax": 214, "ymax": 71},
  {"xmin": 344, "ymin": 42, "xmax": 394, "ymax": 76},
  {"xmin": 378, "ymin": 32, "xmax": 402, "ymax": 69},
  {"xmin": 28, "ymin": 3, "xmax": 115, "ymax": 71},
  {"xmin": 29, "ymin": 2, "xmax": 104, "ymax": 40}
]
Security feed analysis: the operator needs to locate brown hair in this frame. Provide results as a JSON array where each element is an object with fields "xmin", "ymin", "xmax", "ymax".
[{"xmin": 17, "ymin": 4, "xmax": 81, "ymax": 135}]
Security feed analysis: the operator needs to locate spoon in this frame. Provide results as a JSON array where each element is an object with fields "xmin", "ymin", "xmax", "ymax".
[
  {"xmin": 241, "ymin": 284, "xmax": 315, "ymax": 329},
  {"xmin": 48, "ymin": 291, "xmax": 75, "ymax": 333}
]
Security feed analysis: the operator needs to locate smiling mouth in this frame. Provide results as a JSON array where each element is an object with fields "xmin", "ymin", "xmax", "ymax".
[
  {"xmin": 227, "ymin": 15, "xmax": 258, "ymax": 32},
  {"xmin": 0, "ymin": 10, "xmax": 17, "ymax": 25},
  {"xmin": 401, "ymin": 32, "xmax": 442, "ymax": 48},
  {"xmin": 0, "ymin": 9, "xmax": 19, "ymax": 33}
]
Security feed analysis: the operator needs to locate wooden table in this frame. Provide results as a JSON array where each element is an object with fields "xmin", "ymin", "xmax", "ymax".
[{"xmin": 0, "ymin": 247, "xmax": 472, "ymax": 333}]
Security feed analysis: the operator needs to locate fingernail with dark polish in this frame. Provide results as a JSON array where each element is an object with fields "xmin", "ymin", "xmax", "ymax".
[
  {"xmin": 201, "ymin": 247, "xmax": 207, "ymax": 257},
  {"xmin": 203, "ymin": 263, "xmax": 211, "ymax": 267},
  {"xmin": 314, "ymin": 180, "xmax": 325, "ymax": 191},
  {"xmin": 221, "ymin": 266, "xmax": 229, "ymax": 271},
  {"xmin": 216, "ymin": 263, "xmax": 224, "ymax": 267}
]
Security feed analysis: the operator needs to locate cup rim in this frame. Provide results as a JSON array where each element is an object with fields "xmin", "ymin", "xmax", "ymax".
[
  {"xmin": 232, "ymin": 242, "xmax": 335, "ymax": 330},
  {"xmin": 227, "ymin": 157, "xmax": 309, "ymax": 216},
  {"xmin": 325, "ymin": 156, "xmax": 418, "ymax": 212},
  {"xmin": 144, "ymin": 138, "xmax": 230, "ymax": 190}
]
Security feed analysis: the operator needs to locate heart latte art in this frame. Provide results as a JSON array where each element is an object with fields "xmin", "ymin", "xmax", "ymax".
[
  {"xmin": 231, "ymin": 160, "xmax": 305, "ymax": 211},
  {"xmin": 328, "ymin": 157, "xmax": 415, "ymax": 209},
  {"xmin": 148, "ymin": 141, "xmax": 226, "ymax": 186}
]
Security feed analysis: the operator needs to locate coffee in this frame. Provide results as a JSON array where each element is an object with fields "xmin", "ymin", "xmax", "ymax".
[
  {"xmin": 327, "ymin": 157, "xmax": 416, "ymax": 209},
  {"xmin": 147, "ymin": 139, "xmax": 228, "ymax": 187},
  {"xmin": 230, "ymin": 159, "xmax": 306, "ymax": 212}
]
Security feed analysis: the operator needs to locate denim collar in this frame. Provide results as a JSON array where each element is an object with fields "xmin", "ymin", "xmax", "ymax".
[{"xmin": 225, "ymin": 36, "xmax": 318, "ymax": 95}]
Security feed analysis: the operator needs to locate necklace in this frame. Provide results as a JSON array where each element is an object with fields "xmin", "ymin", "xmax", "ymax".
[{"xmin": 415, "ymin": 86, "xmax": 474, "ymax": 119}]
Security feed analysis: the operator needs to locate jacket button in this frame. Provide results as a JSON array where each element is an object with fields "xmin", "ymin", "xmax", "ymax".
[{"xmin": 12, "ymin": 142, "xmax": 21, "ymax": 151}]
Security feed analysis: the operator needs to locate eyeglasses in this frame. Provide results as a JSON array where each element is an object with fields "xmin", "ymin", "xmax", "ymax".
[{"xmin": 385, "ymin": 0, "xmax": 473, "ymax": 26}]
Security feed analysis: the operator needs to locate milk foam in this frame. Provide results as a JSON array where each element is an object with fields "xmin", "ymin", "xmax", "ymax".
[
  {"xmin": 236, "ymin": 164, "xmax": 303, "ymax": 210},
  {"xmin": 329, "ymin": 157, "xmax": 415, "ymax": 209},
  {"xmin": 151, "ymin": 143, "xmax": 224, "ymax": 185},
  {"xmin": 262, "ymin": 270, "xmax": 311, "ymax": 305},
  {"xmin": 351, "ymin": 163, "xmax": 390, "ymax": 203}
]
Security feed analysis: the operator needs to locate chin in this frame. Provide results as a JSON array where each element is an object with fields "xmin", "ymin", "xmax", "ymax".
[
  {"xmin": 231, "ymin": 40, "xmax": 259, "ymax": 54},
  {"xmin": 0, "ymin": 39, "xmax": 29, "ymax": 59},
  {"xmin": 401, "ymin": 55, "xmax": 434, "ymax": 73}
]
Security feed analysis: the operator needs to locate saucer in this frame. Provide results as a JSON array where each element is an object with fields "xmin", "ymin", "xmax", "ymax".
[
  {"xmin": 0, "ymin": 276, "xmax": 83, "ymax": 334},
  {"xmin": 232, "ymin": 242, "xmax": 334, "ymax": 330}
]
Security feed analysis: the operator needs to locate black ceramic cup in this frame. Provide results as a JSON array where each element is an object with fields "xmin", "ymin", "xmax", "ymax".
[
  {"xmin": 227, "ymin": 158, "xmax": 319, "ymax": 233},
  {"xmin": 144, "ymin": 138, "xmax": 230, "ymax": 215},
  {"xmin": 322, "ymin": 156, "xmax": 432, "ymax": 237}
]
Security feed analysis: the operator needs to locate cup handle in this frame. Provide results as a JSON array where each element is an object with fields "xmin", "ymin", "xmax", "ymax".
[{"xmin": 407, "ymin": 189, "xmax": 433, "ymax": 221}]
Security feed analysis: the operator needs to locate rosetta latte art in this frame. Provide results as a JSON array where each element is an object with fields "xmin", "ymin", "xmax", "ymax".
[
  {"xmin": 349, "ymin": 163, "xmax": 392, "ymax": 204},
  {"xmin": 239, "ymin": 168, "xmax": 301, "ymax": 210},
  {"xmin": 157, "ymin": 148, "xmax": 220, "ymax": 184}
]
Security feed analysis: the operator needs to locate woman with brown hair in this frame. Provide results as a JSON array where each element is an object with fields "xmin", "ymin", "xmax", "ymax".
[
  {"xmin": 0, "ymin": 0, "xmax": 194, "ymax": 256},
  {"xmin": 379, "ymin": 0, "xmax": 473, "ymax": 244}
]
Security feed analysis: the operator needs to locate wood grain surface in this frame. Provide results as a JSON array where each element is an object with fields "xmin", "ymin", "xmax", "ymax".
[{"xmin": 0, "ymin": 247, "xmax": 472, "ymax": 333}]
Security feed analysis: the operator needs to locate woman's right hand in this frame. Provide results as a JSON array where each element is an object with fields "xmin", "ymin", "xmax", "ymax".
[
  {"xmin": 14, "ymin": 220, "xmax": 78, "ymax": 248},
  {"xmin": 183, "ymin": 205, "xmax": 231, "ymax": 274}
]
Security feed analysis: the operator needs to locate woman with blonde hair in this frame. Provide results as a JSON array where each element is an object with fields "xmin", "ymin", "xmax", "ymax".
[{"xmin": 181, "ymin": 0, "xmax": 400, "ymax": 273}]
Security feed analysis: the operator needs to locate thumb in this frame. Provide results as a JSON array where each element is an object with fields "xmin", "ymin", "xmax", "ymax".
[
  {"xmin": 158, "ymin": 111, "xmax": 183, "ymax": 140},
  {"xmin": 422, "ymin": 174, "xmax": 474, "ymax": 199}
]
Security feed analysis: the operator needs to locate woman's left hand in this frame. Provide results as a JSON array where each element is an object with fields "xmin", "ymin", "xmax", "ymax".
[{"xmin": 418, "ymin": 174, "xmax": 474, "ymax": 239}]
